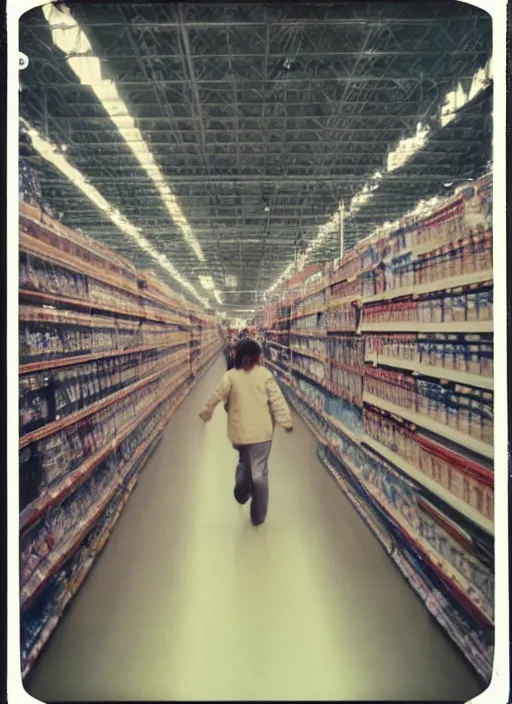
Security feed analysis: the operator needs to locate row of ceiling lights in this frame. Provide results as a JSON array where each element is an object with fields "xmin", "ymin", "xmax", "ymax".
[
  {"xmin": 264, "ymin": 56, "xmax": 492, "ymax": 296},
  {"xmin": 22, "ymin": 4, "xmax": 492, "ymax": 311}
]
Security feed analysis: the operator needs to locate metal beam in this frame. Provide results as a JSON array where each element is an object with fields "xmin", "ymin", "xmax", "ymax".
[
  {"xmin": 43, "ymin": 49, "xmax": 490, "ymax": 61},
  {"xmin": 24, "ymin": 18, "xmax": 490, "ymax": 29},
  {"xmin": 29, "ymin": 75, "xmax": 477, "ymax": 88}
]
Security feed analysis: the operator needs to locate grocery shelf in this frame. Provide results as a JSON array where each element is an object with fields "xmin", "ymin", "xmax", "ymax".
[
  {"xmin": 399, "ymin": 236, "xmax": 489, "ymax": 259},
  {"xmin": 267, "ymin": 340, "xmax": 290, "ymax": 350},
  {"xmin": 361, "ymin": 321, "xmax": 493, "ymax": 333},
  {"xmin": 195, "ymin": 346, "xmax": 222, "ymax": 376},
  {"xmin": 20, "ymin": 234, "xmax": 141, "ymax": 299},
  {"xmin": 20, "ymin": 354, "xmax": 190, "ymax": 449},
  {"xmin": 19, "ymin": 366, "xmax": 192, "ymax": 534},
  {"xmin": 331, "ymin": 359, "xmax": 364, "ymax": 375},
  {"xmin": 290, "ymin": 346, "xmax": 326, "ymax": 363},
  {"xmin": 292, "ymin": 306, "xmax": 325, "ymax": 319},
  {"xmin": 264, "ymin": 358, "xmax": 289, "ymax": 376},
  {"xmin": 281, "ymin": 386, "xmax": 325, "ymax": 444},
  {"xmin": 19, "ymin": 288, "xmax": 143, "ymax": 319},
  {"xmin": 327, "ymin": 295, "xmax": 362, "ymax": 309},
  {"xmin": 20, "ymin": 382, "xmax": 193, "ymax": 613},
  {"xmin": 362, "ymin": 435, "xmax": 493, "ymax": 534},
  {"xmin": 289, "ymin": 329, "xmax": 327, "ymax": 338},
  {"xmin": 21, "ymin": 471, "xmax": 140, "ymax": 679},
  {"xmin": 294, "ymin": 407, "xmax": 325, "ymax": 444},
  {"xmin": 283, "ymin": 373, "xmax": 494, "ymax": 629},
  {"xmin": 365, "ymin": 354, "xmax": 493, "ymax": 390},
  {"xmin": 291, "ymin": 365, "xmax": 331, "ymax": 393},
  {"xmin": 275, "ymin": 361, "xmax": 362, "ymax": 444},
  {"xmin": 19, "ymin": 338, "xmax": 191, "ymax": 375},
  {"xmin": 19, "ymin": 288, "xmax": 187, "ymax": 326},
  {"xmin": 319, "ymin": 450, "xmax": 395, "ymax": 553},
  {"xmin": 285, "ymin": 384, "xmax": 326, "ymax": 422},
  {"xmin": 140, "ymin": 289, "xmax": 191, "ymax": 321},
  {"xmin": 21, "ymin": 466, "xmax": 139, "ymax": 611},
  {"xmin": 363, "ymin": 269, "xmax": 493, "ymax": 304},
  {"xmin": 324, "ymin": 413, "xmax": 362, "ymax": 445},
  {"xmin": 326, "ymin": 327, "xmax": 359, "ymax": 334},
  {"xmin": 330, "ymin": 261, "xmax": 380, "ymax": 287},
  {"xmin": 362, "ymin": 392, "xmax": 494, "ymax": 460},
  {"xmin": 21, "ymin": 234, "xmax": 192, "ymax": 325},
  {"xmin": 318, "ymin": 443, "xmax": 492, "ymax": 626}
]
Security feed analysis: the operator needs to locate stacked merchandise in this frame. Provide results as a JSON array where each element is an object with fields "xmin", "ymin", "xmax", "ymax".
[
  {"xmin": 261, "ymin": 293, "xmax": 293, "ymax": 381},
  {"xmin": 199, "ymin": 312, "xmax": 224, "ymax": 373},
  {"xmin": 19, "ymin": 153, "xmax": 41, "ymax": 206},
  {"xmin": 284, "ymin": 277, "xmax": 329, "ymax": 430},
  {"xmin": 262, "ymin": 174, "xmax": 494, "ymax": 681},
  {"xmin": 189, "ymin": 309, "xmax": 202, "ymax": 375},
  {"xmin": 188, "ymin": 307, "xmax": 223, "ymax": 379},
  {"xmin": 18, "ymin": 201, "xmax": 222, "ymax": 678}
]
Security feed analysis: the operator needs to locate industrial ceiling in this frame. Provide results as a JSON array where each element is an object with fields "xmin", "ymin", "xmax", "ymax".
[{"xmin": 19, "ymin": 1, "xmax": 492, "ymax": 313}]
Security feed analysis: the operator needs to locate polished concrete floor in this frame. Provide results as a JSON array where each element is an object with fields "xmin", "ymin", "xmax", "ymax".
[{"xmin": 26, "ymin": 359, "xmax": 483, "ymax": 701}]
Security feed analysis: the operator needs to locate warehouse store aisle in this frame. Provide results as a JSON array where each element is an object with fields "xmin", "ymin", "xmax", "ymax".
[{"xmin": 26, "ymin": 359, "xmax": 481, "ymax": 702}]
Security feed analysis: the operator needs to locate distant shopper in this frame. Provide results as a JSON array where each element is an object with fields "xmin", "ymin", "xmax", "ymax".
[
  {"xmin": 224, "ymin": 338, "xmax": 233, "ymax": 369},
  {"xmin": 199, "ymin": 337, "xmax": 293, "ymax": 526},
  {"xmin": 226, "ymin": 340, "xmax": 236, "ymax": 370}
]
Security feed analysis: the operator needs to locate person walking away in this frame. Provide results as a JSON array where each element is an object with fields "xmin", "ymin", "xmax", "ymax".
[
  {"xmin": 226, "ymin": 340, "xmax": 235, "ymax": 370},
  {"xmin": 224, "ymin": 337, "xmax": 232, "ymax": 369},
  {"xmin": 199, "ymin": 338, "xmax": 293, "ymax": 525}
]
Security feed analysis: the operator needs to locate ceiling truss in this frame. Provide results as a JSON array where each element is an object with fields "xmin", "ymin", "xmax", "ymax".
[{"xmin": 19, "ymin": 1, "xmax": 492, "ymax": 310}]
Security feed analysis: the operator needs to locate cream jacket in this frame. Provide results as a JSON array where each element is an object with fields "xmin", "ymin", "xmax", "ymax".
[{"xmin": 199, "ymin": 366, "xmax": 293, "ymax": 445}]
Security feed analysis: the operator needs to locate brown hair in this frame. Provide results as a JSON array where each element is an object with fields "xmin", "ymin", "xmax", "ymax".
[{"xmin": 234, "ymin": 338, "xmax": 262, "ymax": 370}]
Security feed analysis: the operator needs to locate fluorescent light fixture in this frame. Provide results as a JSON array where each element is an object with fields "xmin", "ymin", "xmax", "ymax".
[
  {"xmin": 350, "ymin": 180, "xmax": 380, "ymax": 213},
  {"xmin": 199, "ymin": 274, "xmax": 223, "ymax": 304},
  {"xmin": 20, "ymin": 118, "xmax": 210, "ymax": 307},
  {"xmin": 440, "ymin": 57, "xmax": 492, "ymax": 128},
  {"xmin": 199, "ymin": 275, "xmax": 215, "ymax": 291},
  {"xmin": 266, "ymin": 261, "xmax": 295, "ymax": 294},
  {"xmin": 387, "ymin": 121, "xmax": 431, "ymax": 173},
  {"xmin": 42, "ymin": 3, "xmax": 205, "ymax": 264},
  {"xmin": 223, "ymin": 239, "xmax": 260, "ymax": 244},
  {"xmin": 225, "ymin": 275, "xmax": 238, "ymax": 288}
]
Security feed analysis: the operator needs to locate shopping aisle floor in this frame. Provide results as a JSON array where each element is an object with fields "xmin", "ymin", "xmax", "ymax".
[{"xmin": 26, "ymin": 359, "xmax": 482, "ymax": 701}]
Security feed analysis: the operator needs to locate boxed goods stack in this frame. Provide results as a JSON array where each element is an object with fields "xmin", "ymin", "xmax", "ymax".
[
  {"xmin": 18, "ymin": 201, "xmax": 222, "ymax": 678},
  {"xmin": 261, "ymin": 175, "xmax": 494, "ymax": 681}
]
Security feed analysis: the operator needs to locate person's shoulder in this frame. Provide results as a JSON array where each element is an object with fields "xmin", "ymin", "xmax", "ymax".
[{"xmin": 258, "ymin": 366, "xmax": 273, "ymax": 380}]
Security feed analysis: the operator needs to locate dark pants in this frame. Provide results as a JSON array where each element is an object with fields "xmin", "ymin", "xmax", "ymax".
[
  {"xmin": 225, "ymin": 349, "xmax": 234, "ymax": 369},
  {"xmin": 234, "ymin": 441, "xmax": 272, "ymax": 525}
]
